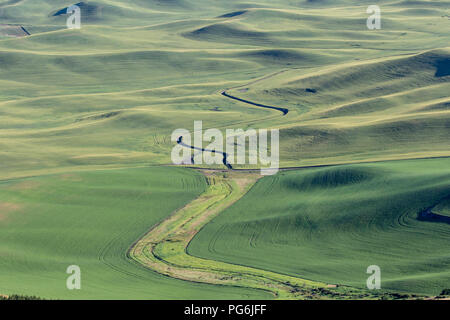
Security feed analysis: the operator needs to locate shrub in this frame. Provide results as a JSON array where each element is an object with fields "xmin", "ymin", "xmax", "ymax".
[{"xmin": 440, "ymin": 289, "xmax": 450, "ymax": 296}]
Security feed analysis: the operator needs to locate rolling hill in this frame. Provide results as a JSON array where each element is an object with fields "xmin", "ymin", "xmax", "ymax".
[
  {"xmin": 0, "ymin": 0, "xmax": 449, "ymax": 299},
  {"xmin": 189, "ymin": 158, "xmax": 450, "ymax": 295}
]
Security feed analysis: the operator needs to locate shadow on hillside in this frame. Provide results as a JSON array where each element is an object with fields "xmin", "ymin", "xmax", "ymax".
[
  {"xmin": 435, "ymin": 58, "xmax": 450, "ymax": 77},
  {"xmin": 417, "ymin": 208, "xmax": 450, "ymax": 224}
]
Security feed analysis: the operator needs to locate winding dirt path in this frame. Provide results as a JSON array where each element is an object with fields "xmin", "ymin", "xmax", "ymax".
[
  {"xmin": 221, "ymin": 91, "xmax": 289, "ymax": 115},
  {"xmin": 177, "ymin": 136, "xmax": 232, "ymax": 169},
  {"xmin": 176, "ymin": 88, "xmax": 289, "ymax": 169}
]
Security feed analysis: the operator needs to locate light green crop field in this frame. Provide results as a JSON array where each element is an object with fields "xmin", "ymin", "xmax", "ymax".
[
  {"xmin": 0, "ymin": 0, "xmax": 449, "ymax": 179},
  {"xmin": 189, "ymin": 158, "xmax": 450, "ymax": 295},
  {"xmin": 0, "ymin": 0, "xmax": 449, "ymax": 299}
]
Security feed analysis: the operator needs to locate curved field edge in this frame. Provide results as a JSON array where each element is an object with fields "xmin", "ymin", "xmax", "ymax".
[
  {"xmin": 0, "ymin": 166, "xmax": 269, "ymax": 300},
  {"xmin": 128, "ymin": 171, "xmax": 323, "ymax": 299},
  {"xmin": 188, "ymin": 158, "xmax": 450, "ymax": 296},
  {"xmin": 129, "ymin": 169, "xmax": 430, "ymax": 299}
]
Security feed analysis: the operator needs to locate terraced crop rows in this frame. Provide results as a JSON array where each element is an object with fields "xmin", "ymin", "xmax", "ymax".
[{"xmin": 0, "ymin": 0, "xmax": 449, "ymax": 299}]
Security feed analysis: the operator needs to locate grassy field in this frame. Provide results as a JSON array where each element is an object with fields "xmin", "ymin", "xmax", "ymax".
[
  {"xmin": 189, "ymin": 158, "xmax": 450, "ymax": 295},
  {"xmin": 0, "ymin": 1, "xmax": 448, "ymax": 179},
  {"xmin": 0, "ymin": 0, "xmax": 449, "ymax": 299},
  {"xmin": 228, "ymin": 49, "xmax": 450, "ymax": 167},
  {"xmin": 130, "ymin": 171, "xmax": 332, "ymax": 300},
  {"xmin": 0, "ymin": 167, "xmax": 270, "ymax": 299}
]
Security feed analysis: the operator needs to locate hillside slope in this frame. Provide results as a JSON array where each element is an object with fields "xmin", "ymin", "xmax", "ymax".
[
  {"xmin": 189, "ymin": 158, "xmax": 450, "ymax": 295},
  {"xmin": 0, "ymin": 1, "xmax": 449, "ymax": 177}
]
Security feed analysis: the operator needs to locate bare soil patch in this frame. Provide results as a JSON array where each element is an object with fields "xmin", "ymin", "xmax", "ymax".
[
  {"xmin": 59, "ymin": 173, "xmax": 83, "ymax": 182},
  {"xmin": 0, "ymin": 202, "xmax": 21, "ymax": 222},
  {"xmin": 8, "ymin": 181, "xmax": 40, "ymax": 191}
]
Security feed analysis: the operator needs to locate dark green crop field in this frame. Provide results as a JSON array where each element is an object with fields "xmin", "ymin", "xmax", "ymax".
[{"xmin": 189, "ymin": 158, "xmax": 450, "ymax": 295}]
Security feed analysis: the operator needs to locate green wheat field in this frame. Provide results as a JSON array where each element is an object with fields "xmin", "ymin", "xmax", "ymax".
[{"xmin": 0, "ymin": 0, "xmax": 449, "ymax": 300}]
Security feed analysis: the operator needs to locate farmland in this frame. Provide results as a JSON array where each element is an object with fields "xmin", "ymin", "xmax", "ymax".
[
  {"xmin": 189, "ymin": 159, "xmax": 450, "ymax": 296},
  {"xmin": 0, "ymin": 0, "xmax": 449, "ymax": 299},
  {"xmin": 0, "ymin": 167, "xmax": 270, "ymax": 299}
]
